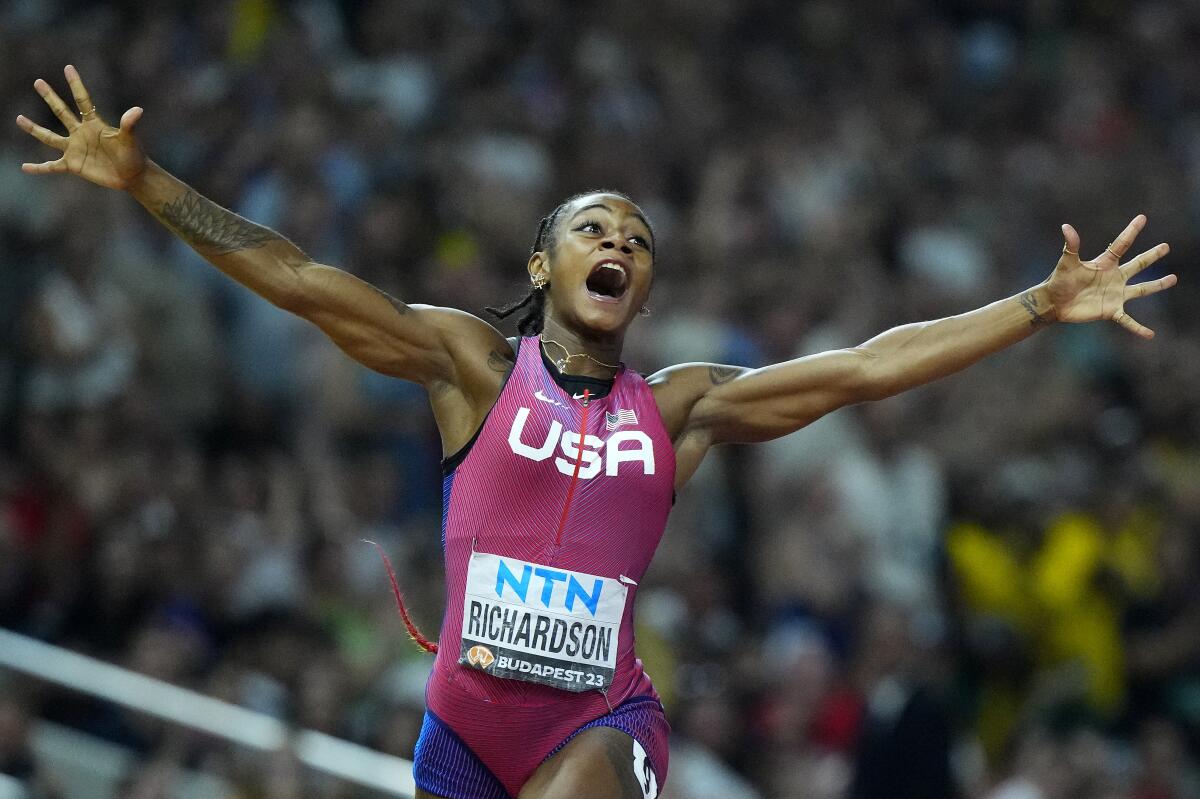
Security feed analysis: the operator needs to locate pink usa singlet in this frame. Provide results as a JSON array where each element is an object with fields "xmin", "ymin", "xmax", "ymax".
[{"xmin": 423, "ymin": 336, "xmax": 676, "ymax": 795}]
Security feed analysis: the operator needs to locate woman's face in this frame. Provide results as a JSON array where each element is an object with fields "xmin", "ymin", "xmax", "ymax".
[{"xmin": 530, "ymin": 193, "xmax": 654, "ymax": 336}]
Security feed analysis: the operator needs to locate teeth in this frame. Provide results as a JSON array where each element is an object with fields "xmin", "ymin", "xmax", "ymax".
[{"xmin": 589, "ymin": 262, "xmax": 628, "ymax": 298}]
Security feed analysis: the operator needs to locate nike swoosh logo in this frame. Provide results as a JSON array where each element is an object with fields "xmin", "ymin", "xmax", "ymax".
[
  {"xmin": 534, "ymin": 390, "xmax": 561, "ymax": 405},
  {"xmin": 572, "ymin": 393, "xmax": 587, "ymax": 400}
]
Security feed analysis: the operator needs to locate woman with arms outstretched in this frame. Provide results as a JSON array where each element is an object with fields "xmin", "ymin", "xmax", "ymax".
[{"xmin": 16, "ymin": 66, "xmax": 1178, "ymax": 799}]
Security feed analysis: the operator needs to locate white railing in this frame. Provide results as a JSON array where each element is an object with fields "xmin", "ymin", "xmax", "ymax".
[{"xmin": 0, "ymin": 628, "xmax": 416, "ymax": 797}]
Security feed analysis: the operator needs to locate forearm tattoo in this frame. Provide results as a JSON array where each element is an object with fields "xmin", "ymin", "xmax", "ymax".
[
  {"xmin": 158, "ymin": 191, "xmax": 280, "ymax": 255},
  {"xmin": 1019, "ymin": 292, "xmax": 1053, "ymax": 328},
  {"xmin": 709, "ymin": 365, "xmax": 743, "ymax": 385}
]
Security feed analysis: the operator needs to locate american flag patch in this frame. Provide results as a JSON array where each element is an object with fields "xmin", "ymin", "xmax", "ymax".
[{"xmin": 605, "ymin": 409, "xmax": 638, "ymax": 430}]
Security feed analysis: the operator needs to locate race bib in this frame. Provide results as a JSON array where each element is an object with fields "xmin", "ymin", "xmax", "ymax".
[{"xmin": 459, "ymin": 552, "xmax": 627, "ymax": 692}]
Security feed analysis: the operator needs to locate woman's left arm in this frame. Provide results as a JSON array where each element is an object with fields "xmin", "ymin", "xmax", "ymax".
[{"xmin": 667, "ymin": 215, "xmax": 1176, "ymax": 447}]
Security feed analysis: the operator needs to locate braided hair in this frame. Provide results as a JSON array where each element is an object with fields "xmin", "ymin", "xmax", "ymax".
[{"xmin": 486, "ymin": 190, "xmax": 652, "ymax": 335}]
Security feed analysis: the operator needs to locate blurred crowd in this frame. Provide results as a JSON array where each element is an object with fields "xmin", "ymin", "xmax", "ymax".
[{"xmin": 2, "ymin": 0, "xmax": 1200, "ymax": 797}]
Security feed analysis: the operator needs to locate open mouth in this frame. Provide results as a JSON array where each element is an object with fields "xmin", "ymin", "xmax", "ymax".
[{"xmin": 585, "ymin": 261, "xmax": 629, "ymax": 301}]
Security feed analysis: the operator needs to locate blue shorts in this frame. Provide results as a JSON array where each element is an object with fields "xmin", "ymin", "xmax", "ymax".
[{"xmin": 413, "ymin": 696, "xmax": 668, "ymax": 798}]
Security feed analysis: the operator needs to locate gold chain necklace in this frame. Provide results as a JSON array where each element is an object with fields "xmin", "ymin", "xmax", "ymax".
[{"xmin": 539, "ymin": 336, "xmax": 620, "ymax": 373}]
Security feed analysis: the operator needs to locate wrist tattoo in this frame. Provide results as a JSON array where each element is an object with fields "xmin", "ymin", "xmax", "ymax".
[
  {"xmin": 159, "ymin": 191, "xmax": 280, "ymax": 254},
  {"xmin": 1019, "ymin": 292, "xmax": 1053, "ymax": 328},
  {"xmin": 708, "ymin": 365, "xmax": 744, "ymax": 385}
]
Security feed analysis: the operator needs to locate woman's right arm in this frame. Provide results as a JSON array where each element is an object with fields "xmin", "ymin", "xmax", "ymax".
[
  {"xmin": 16, "ymin": 66, "xmax": 508, "ymax": 391},
  {"xmin": 127, "ymin": 161, "xmax": 502, "ymax": 386}
]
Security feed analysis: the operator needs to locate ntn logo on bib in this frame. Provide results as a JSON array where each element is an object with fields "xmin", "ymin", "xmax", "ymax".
[{"xmin": 494, "ymin": 559, "xmax": 607, "ymax": 615}]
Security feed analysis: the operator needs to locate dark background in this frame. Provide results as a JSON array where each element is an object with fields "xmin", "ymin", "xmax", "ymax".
[{"xmin": 2, "ymin": 1, "xmax": 1199, "ymax": 797}]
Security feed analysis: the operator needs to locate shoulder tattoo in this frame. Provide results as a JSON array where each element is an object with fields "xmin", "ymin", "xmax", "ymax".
[{"xmin": 488, "ymin": 349, "xmax": 514, "ymax": 374}]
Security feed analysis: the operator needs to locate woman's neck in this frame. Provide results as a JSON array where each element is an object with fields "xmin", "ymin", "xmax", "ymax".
[{"xmin": 538, "ymin": 317, "xmax": 623, "ymax": 378}]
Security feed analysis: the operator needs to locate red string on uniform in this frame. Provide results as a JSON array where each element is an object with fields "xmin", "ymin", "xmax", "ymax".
[
  {"xmin": 554, "ymin": 388, "xmax": 590, "ymax": 547},
  {"xmin": 366, "ymin": 539, "xmax": 438, "ymax": 654}
]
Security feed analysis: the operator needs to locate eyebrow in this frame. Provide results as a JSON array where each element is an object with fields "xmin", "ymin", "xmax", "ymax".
[{"xmin": 570, "ymin": 203, "xmax": 653, "ymax": 239}]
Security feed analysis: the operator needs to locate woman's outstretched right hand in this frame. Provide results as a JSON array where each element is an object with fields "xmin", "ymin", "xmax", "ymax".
[{"xmin": 15, "ymin": 64, "xmax": 146, "ymax": 191}]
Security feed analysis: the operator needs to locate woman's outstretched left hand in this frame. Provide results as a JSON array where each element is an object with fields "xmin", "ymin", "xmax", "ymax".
[{"xmin": 1046, "ymin": 215, "xmax": 1177, "ymax": 339}]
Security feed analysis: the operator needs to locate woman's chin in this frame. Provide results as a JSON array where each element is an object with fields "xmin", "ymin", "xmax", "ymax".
[{"xmin": 570, "ymin": 305, "xmax": 633, "ymax": 336}]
